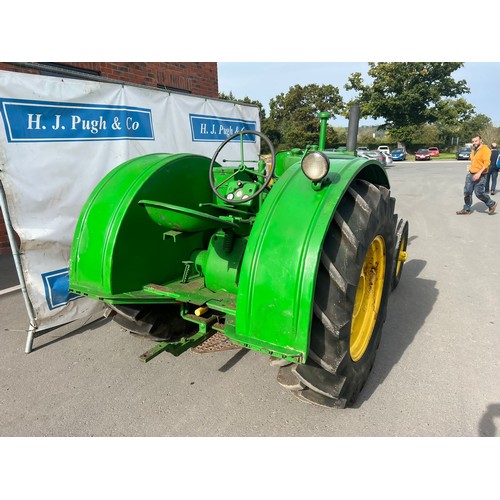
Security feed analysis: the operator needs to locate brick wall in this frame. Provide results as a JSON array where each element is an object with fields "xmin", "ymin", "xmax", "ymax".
[
  {"xmin": 0, "ymin": 62, "xmax": 218, "ymax": 98},
  {"xmin": 0, "ymin": 62, "xmax": 219, "ymax": 254}
]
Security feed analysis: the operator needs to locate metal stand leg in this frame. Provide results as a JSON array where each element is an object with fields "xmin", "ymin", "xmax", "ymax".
[
  {"xmin": 0, "ymin": 181, "xmax": 38, "ymax": 353},
  {"xmin": 25, "ymin": 323, "xmax": 37, "ymax": 354}
]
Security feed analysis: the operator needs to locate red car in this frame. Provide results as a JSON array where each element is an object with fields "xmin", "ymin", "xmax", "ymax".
[
  {"xmin": 428, "ymin": 146, "xmax": 440, "ymax": 157},
  {"xmin": 415, "ymin": 148, "xmax": 431, "ymax": 161}
]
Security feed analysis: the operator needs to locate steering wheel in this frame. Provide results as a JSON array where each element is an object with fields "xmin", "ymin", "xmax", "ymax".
[{"xmin": 209, "ymin": 130, "xmax": 276, "ymax": 204}]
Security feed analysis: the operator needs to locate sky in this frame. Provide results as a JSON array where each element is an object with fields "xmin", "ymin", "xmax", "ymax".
[
  {"xmin": 4, "ymin": 3, "xmax": 498, "ymax": 132},
  {"xmin": 217, "ymin": 62, "xmax": 500, "ymax": 128}
]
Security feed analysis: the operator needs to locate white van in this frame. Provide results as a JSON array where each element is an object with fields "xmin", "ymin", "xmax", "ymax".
[{"xmin": 377, "ymin": 145, "xmax": 390, "ymax": 153}]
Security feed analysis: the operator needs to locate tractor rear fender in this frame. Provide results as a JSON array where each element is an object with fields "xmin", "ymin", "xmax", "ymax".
[
  {"xmin": 69, "ymin": 153, "xmax": 216, "ymax": 299},
  {"xmin": 234, "ymin": 156, "xmax": 390, "ymax": 362}
]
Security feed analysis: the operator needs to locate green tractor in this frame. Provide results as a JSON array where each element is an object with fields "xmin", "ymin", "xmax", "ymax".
[{"xmin": 69, "ymin": 112, "xmax": 408, "ymax": 408}]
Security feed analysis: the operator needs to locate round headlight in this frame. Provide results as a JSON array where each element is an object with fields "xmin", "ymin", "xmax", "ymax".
[{"xmin": 301, "ymin": 151, "xmax": 329, "ymax": 182}]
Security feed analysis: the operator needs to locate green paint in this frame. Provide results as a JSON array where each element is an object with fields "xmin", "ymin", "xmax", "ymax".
[{"xmin": 69, "ymin": 118, "xmax": 389, "ymax": 363}]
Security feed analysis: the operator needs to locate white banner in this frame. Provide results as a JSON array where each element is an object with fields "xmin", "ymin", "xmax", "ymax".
[{"xmin": 0, "ymin": 70, "xmax": 260, "ymax": 330}]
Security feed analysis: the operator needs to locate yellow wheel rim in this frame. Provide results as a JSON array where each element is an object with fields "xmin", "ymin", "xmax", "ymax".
[{"xmin": 350, "ymin": 235, "xmax": 386, "ymax": 362}]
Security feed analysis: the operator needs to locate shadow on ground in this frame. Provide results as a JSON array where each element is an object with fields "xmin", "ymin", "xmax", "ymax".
[
  {"xmin": 478, "ymin": 403, "xmax": 500, "ymax": 437},
  {"xmin": 30, "ymin": 316, "xmax": 111, "ymax": 352},
  {"xmin": 355, "ymin": 253, "xmax": 438, "ymax": 407}
]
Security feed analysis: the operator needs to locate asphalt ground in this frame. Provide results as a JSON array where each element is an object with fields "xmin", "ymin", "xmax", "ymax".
[{"xmin": 0, "ymin": 159, "xmax": 498, "ymax": 496}]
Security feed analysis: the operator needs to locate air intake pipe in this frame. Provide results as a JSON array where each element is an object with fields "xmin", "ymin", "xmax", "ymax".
[{"xmin": 346, "ymin": 104, "xmax": 360, "ymax": 152}]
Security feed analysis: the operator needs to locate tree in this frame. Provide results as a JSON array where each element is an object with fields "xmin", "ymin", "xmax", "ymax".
[
  {"xmin": 412, "ymin": 123, "xmax": 440, "ymax": 147},
  {"xmin": 218, "ymin": 91, "xmax": 274, "ymax": 151},
  {"xmin": 218, "ymin": 91, "xmax": 267, "ymax": 120},
  {"xmin": 434, "ymin": 98, "xmax": 476, "ymax": 146},
  {"xmin": 267, "ymin": 83, "xmax": 344, "ymax": 149},
  {"xmin": 479, "ymin": 125, "xmax": 500, "ymax": 147},
  {"xmin": 345, "ymin": 62, "xmax": 470, "ymax": 145},
  {"xmin": 460, "ymin": 114, "xmax": 493, "ymax": 143}
]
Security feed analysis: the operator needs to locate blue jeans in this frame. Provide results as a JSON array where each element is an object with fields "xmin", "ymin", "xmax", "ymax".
[
  {"xmin": 463, "ymin": 173, "xmax": 495, "ymax": 211},
  {"xmin": 486, "ymin": 168, "xmax": 498, "ymax": 192}
]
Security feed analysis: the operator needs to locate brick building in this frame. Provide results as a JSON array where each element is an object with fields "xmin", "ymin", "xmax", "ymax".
[{"xmin": 0, "ymin": 62, "xmax": 219, "ymax": 254}]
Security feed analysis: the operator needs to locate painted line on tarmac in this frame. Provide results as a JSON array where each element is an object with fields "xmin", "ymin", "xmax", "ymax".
[{"xmin": 0, "ymin": 284, "xmax": 21, "ymax": 296}]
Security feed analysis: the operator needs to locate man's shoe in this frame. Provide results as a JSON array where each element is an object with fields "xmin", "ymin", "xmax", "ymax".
[
  {"xmin": 491, "ymin": 191, "xmax": 495, "ymax": 195},
  {"xmin": 456, "ymin": 209, "xmax": 471, "ymax": 215},
  {"xmin": 488, "ymin": 201, "xmax": 498, "ymax": 215}
]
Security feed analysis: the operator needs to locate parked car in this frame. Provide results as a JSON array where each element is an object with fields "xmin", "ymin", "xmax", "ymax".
[
  {"xmin": 456, "ymin": 147, "xmax": 472, "ymax": 160},
  {"xmin": 415, "ymin": 148, "xmax": 431, "ymax": 161},
  {"xmin": 391, "ymin": 148, "xmax": 407, "ymax": 161},
  {"xmin": 377, "ymin": 145, "xmax": 390, "ymax": 153},
  {"xmin": 381, "ymin": 151, "xmax": 393, "ymax": 167},
  {"xmin": 358, "ymin": 149, "xmax": 387, "ymax": 166},
  {"xmin": 356, "ymin": 146, "xmax": 369, "ymax": 154},
  {"xmin": 428, "ymin": 147, "xmax": 440, "ymax": 157}
]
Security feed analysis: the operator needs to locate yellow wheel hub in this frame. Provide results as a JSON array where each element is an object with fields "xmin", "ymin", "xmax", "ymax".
[
  {"xmin": 396, "ymin": 239, "xmax": 408, "ymax": 276},
  {"xmin": 350, "ymin": 235, "xmax": 386, "ymax": 362}
]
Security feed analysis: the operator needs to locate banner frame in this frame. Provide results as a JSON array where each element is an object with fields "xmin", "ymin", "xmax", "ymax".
[
  {"xmin": 0, "ymin": 69, "xmax": 260, "ymax": 353},
  {"xmin": 0, "ymin": 179, "xmax": 37, "ymax": 352}
]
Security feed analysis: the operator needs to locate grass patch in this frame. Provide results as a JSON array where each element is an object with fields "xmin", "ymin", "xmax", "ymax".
[{"xmin": 435, "ymin": 153, "xmax": 458, "ymax": 160}]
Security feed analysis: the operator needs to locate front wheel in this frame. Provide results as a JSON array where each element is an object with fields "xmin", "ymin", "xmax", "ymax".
[{"xmin": 277, "ymin": 179, "xmax": 395, "ymax": 408}]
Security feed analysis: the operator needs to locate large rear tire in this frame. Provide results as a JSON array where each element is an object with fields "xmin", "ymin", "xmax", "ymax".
[{"xmin": 277, "ymin": 179, "xmax": 395, "ymax": 408}]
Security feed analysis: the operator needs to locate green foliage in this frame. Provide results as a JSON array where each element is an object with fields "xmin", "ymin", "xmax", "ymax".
[
  {"xmin": 219, "ymin": 63, "xmax": 497, "ymax": 151},
  {"xmin": 218, "ymin": 91, "xmax": 267, "ymax": 120},
  {"xmin": 218, "ymin": 91, "xmax": 272, "ymax": 151},
  {"xmin": 387, "ymin": 124, "xmax": 420, "ymax": 145},
  {"xmin": 411, "ymin": 123, "xmax": 440, "ymax": 146},
  {"xmin": 345, "ymin": 62, "xmax": 470, "ymax": 144},
  {"xmin": 434, "ymin": 98, "xmax": 475, "ymax": 128},
  {"xmin": 480, "ymin": 125, "xmax": 500, "ymax": 147},
  {"xmin": 267, "ymin": 84, "xmax": 344, "ymax": 149}
]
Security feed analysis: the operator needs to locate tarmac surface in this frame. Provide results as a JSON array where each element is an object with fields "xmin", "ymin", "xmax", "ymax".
[{"xmin": 1, "ymin": 160, "xmax": 500, "ymax": 440}]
